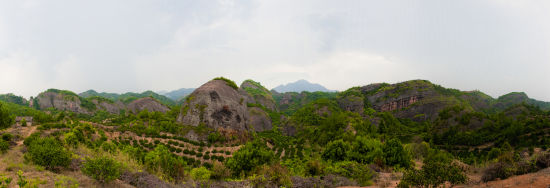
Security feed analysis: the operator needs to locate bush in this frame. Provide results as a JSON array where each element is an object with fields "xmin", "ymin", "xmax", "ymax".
[
  {"xmin": 144, "ymin": 145, "xmax": 186, "ymax": 181},
  {"xmin": 1, "ymin": 133, "xmax": 13, "ymax": 142},
  {"xmin": 399, "ymin": 151, "xmax": 467, "ymax": 187},
  {"xmin": 190, "ymin": 166, "xmax": 211, "ymax": 187},
  {"xmin": 0, "ymin": 102, "xmax": 13, "ymax": 129},
  {"xmin": 82, "ymin": 156, "xmax": 122, "ymax": 183},
  {"xmin": 225, "ymin": 140, "xmax": 275, "ymax": 177},
  {"xmin": 305, "ymin": 159, "xmax": 324, "ymax": 176},
  {"xmin": 251, "ymin": 164, "xmax": 292, "ymax": 187},
  {"xmin": 481, "ymin": 162, "xmax": 515, "ymax": 182},
  {"xmin": 383, "ymin": 138, "xmax": 412, "ymax": 168},
  {"xmin": 348, "ymin": 136, "xmax": 384, "ymax": 165},
  {"xmin": 325, "ymin": 161, "xmax": 374, "ymax": 186},
  {"xmin": 213, "ymin": 77, "xmax": 238, "ymax": 90},
  {"xmin": 26, "ymin": 137, "xmax": 71, "ymax": 170},
  {"xmin": 210, "ymin": 161, "xmax": 231, "ymax": 180},
  {"xmin": 0, "ymin": 139, "xmax": 9, "ymax": 153},
  {"xmin": 322, "ymin": 139, "xmax": 351, "ymax": 162}
]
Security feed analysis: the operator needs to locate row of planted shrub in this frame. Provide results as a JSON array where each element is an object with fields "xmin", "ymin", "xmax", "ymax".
[{"xmin": 117, "ymin": 137, "xmax": 226, "ymax": 163}]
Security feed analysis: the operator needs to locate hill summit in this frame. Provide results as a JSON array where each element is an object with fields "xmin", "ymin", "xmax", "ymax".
[{"xmin": 272, "ymin": 79, "xmax": 334, "ymax": 93}]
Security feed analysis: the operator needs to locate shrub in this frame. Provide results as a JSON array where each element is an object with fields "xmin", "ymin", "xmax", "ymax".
[
  {"xmin": 1, "ymin": 133, "xmax": 13, "ymax": 142},
  {"xmin": 191, "ymin": 166, "xmax": 211, "ymax": 187},
  {"xmin": 325, "ymin": 161, "xmax": 374, "ymax": 186},
  {"xmin": 252, "ymin": 164, "xmax": 292, "ymax": 187},
  {"xmin": 383, "ymin": 138, "xmax": 412, "ymax": 168},
  {"xmin": 481, "ymin": 162, "xmax": 515, "ymax": 182},
  {"xmin": 0, "ymin": 139, "xmax": 9, "ymax": 153},
  {"xmin": 210, "ymin": 161, "xmax": 231, "ymax": 180},
  {"xmin": 144, "ymin": 145, "xmax": 186, "ymax": 181},
  {"xmin": 213, "ymin": 77, "xmax": 238, "ymax": 90},
  {"xmin": 399, "ymin": 151, "xmax": 467, "ymax": 187},
  {"xmin": 26, "ymin": 137, "xmax": 71, "ymax": 170},
  {"xmin": 82, "ymin": 156, "xmax": 122, "ymax": 183},
  {"xmin": 322, "ymin": 139, "xmax": 351, "ymax": 162},
  {"xmin": 225, "ymin": 140, "xmax": 275, "ymax": 177},
  {"xmin": 24, "ymin": 132, "xmax": 40, "ymax": 146},
  {"xmin": 348, "ymin": 136, "xmax": 384, "ymax": 165},
  {"xmin": 305, "ymin": 159, "xmax": 324, "ymax": 176}
]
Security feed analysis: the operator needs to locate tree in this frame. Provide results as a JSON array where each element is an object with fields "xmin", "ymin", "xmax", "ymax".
[
  {"xmin": 0, "ymin": 102, "xmax": 13, "ymax": 129},
  {"xmin": 348, "ymin": 136, "xmax": 384, "ymax": 165},
  {"xmin": 26, "ymin": 137, "xmax": 71, "ymax": 170},
  {"xmin": 399, "ymin": 151, "xmax": 467, "ymax": 187},
  {"xmin": 82, "ymin": 156, "xmax": 122, "ymax": 183},
  {"xmin": 226, "ymin": 140, "xmax": 275, "ymax": 177},
  {"xmin": 20, "ymin": 118, "xmax": 27, "ymax": 127},
  {"xmin": 322, "ymin": 139, "xmax": 351, "ymax": 162},
  {"xmin": 383, "ymin": 138, "xmax": 411, "ymax": 168},
  {"xmin": 144, "ymin": 145, "xmax": 186, "ymax": 181}
]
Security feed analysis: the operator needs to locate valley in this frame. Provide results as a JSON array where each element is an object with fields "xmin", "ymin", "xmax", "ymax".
[{"xmin": 0, "ymin": 77, "xmax": 549, "ymax": 187}]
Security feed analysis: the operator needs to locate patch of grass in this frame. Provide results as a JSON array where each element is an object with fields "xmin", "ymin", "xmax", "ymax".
[{"xmin": 213, "ymin": 77, "xmax": 239, "ymax": 90}]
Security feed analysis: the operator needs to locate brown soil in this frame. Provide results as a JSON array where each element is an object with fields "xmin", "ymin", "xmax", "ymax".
[{"xmin": 461, "ymin": 168, "xmax": 550, "ymax": 188}]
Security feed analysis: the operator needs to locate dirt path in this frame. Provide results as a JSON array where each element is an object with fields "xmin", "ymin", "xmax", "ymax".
[
  {"xmin": 462, "ymin": 168, "xmax": 550, "ymax": 188},
  {"xmin": 15, "ymin": 125, "xmax": 37, "ymax": 146}
]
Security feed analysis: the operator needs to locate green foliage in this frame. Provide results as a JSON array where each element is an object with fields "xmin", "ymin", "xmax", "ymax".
[
  {"xmin": 82, "ymin": 156, "xmax": 122, "ymax": 183},
  {"xmin": 273, "ymin": 91, "xmax": 338, "ymax": 115},
  {"xmin": 213, "ymin": 77, "xmax": 239, "ymax": 90},
  {"xmin": 226, "ymin": 140, "xmax": 275, "ymax": 177},
  {"xmin": 26, "ymin": 137, "xmax": 71, "ymax": 170},
  {"xmin": 144, "ymin": 145, "xmax": 186, "ymax": 181},
  {"xmin": 190, "ymin": 166, "xmax": 211, "ymax": 181},
  {"xmin": 325, "ymin": 161, "xmax": 374, "ymax": 186},
  {"xmin": 20, "ymin": 117, "xmax": 27, "ymax": 127},
  {"xmin": 17, "ymin": 170, "xmax": 27, "ymax": 188},
  {"xmin": 399, "ymin": 150, "xmax": 467, "ymax": 187},
  {"xmin": 322, "ymin": 139, "xmax": 351, "ymax": 162},
  {"xmin": 348, "ymin": 136, "xmax": 384, "ymax": 165},
  {"xmin": 0, "ymin": 102, "xmax": 13, "ymax": 129},
  {"xmin": 0, "ymin": 139, "xmax": 9, "ymax": 153},
  {"xmin": 0, "ymin": 93, "xmax": 28, "ymax": 106},
  {"xmin": 383, "ymin": 138, "xmax": 412, "ymax": 168}
]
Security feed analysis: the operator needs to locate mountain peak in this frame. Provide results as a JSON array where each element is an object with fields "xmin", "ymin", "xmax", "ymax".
[{"xmin": 273, "ymin": 80, "xmax": 333, "ymax": 93}]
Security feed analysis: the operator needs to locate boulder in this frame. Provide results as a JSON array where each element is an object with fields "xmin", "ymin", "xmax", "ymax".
[{"xmin": 177, "ymin": 80, "xmax": 249, "ymax": 131}]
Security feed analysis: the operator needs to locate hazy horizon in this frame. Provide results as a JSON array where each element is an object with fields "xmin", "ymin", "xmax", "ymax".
[{"xmin": 1, "ymin": 1, "xmax": 549, "ymax": 101}]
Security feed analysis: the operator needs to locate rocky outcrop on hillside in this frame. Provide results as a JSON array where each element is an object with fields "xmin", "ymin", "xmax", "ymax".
[
  {"xmin": 36, "ymin": 91, "xmax": 92, "ymax": 114},
  {"xmin": 240, "ymin": 80, "xmax": 277, "ymax": 111},
  {"xmin": 91, "ymin": 99, "xmax": 125, "ymax": 114},
  {"xmin": 126, "ymin": 97, "xmax": 170, "ymax": 114},
  {"xmin": 178, "ymin": 80, "xmax": 250, "ymax": 131}
]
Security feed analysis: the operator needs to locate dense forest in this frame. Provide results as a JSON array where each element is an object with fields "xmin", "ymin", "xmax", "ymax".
[{"xmin": 0, "ymin": 78, "xmax": 549, "ymax": 187}]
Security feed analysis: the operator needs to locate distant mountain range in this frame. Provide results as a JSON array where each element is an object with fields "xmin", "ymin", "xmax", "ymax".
[
  {"xmin": 158, "ymin": 88, "xmax": 195, "ymax": 101},
  {"xmin": 272, "ymin": 79, "xmax": 335, "ymax": 93}
]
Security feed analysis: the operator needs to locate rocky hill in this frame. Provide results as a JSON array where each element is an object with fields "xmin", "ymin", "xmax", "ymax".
[
  {"xmin": 35, "ymin": 89, "xmax": 170, "ymax": 115},
  {"xmin": 79, "ymin": 90, "xmax": 175, "ymax": 106}
]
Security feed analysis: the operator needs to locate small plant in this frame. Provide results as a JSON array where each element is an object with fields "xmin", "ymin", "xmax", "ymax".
[
  {"xmin": 17, "ymin": 170, "xmax": 27, "ymax": 188},
  {"xmin": 81, "ymin": 156, "xmax": 122, "ymax": 184}
]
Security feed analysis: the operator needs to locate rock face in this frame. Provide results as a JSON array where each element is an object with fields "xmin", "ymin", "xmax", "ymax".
[
  {"xmin": 240, "ymin": 80, "xmax": 277, "ymax": 111},
  {"xmin": 247, "ymin": 107, "xmax": 272, "ymax": 132},
  {"xmin": 126, "ymin": 97, "xmax": 170, "ymax": 114},
  {"xmin": 178, "ymin": 80, "xmax": 250, "ymax": 131},
  {"xmin": 36, "ymin": 91, "xmax": 91, "ymax": 114},
  {"xmin": 91, "ymin": 99, "xmax": 125, "ymax": 114}
]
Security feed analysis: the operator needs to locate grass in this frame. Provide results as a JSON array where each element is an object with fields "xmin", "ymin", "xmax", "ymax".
[{"xmin": 213, "ymin": 77, "xmax": 239, "ymax": 90}]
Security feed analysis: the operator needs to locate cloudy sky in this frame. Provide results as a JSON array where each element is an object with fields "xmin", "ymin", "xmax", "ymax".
[{"xmin": 0, "ymin": 0, "xmax": 549, "ymax": 101}]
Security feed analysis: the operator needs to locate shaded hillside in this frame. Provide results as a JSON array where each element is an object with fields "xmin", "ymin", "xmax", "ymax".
[
  {"xmin": 79, "ymin": 90, "xmax": 175, "ymax": 106},
  {"xmin": 494, "ymin": 92, "xmax": 550, "ymax": 111},
  {"xmin": 159, "ymin": 88, "xmax": 195, "ymax": 101},
  {"xmin": 0, "ymin": 93, "xmax": 29, "ymax": 106},
  {"xmin": 273, "ymin": 79, "xmax": 334, "ymax": 93}
]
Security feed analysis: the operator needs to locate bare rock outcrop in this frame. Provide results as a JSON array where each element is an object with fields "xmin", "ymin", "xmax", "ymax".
[
  {"xmin": 177, "ymin": 80, "xmax": 250, "ymax": 131},
  {"xmin": 91, "ymin": 99, "xmax": 125, "ymax": 114},
  {"xmin": 126, "ymin": 97, "xmax": 170, "ymax": 114},
  {"xmin": 36, "ymin": 91, "xmax": 92, "ymax": 114}
]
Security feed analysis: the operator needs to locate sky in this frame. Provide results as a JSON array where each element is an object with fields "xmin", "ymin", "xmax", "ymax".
[{"xmin": 0, "ymin": 0, "xmax": 549, "ymax": 101}]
